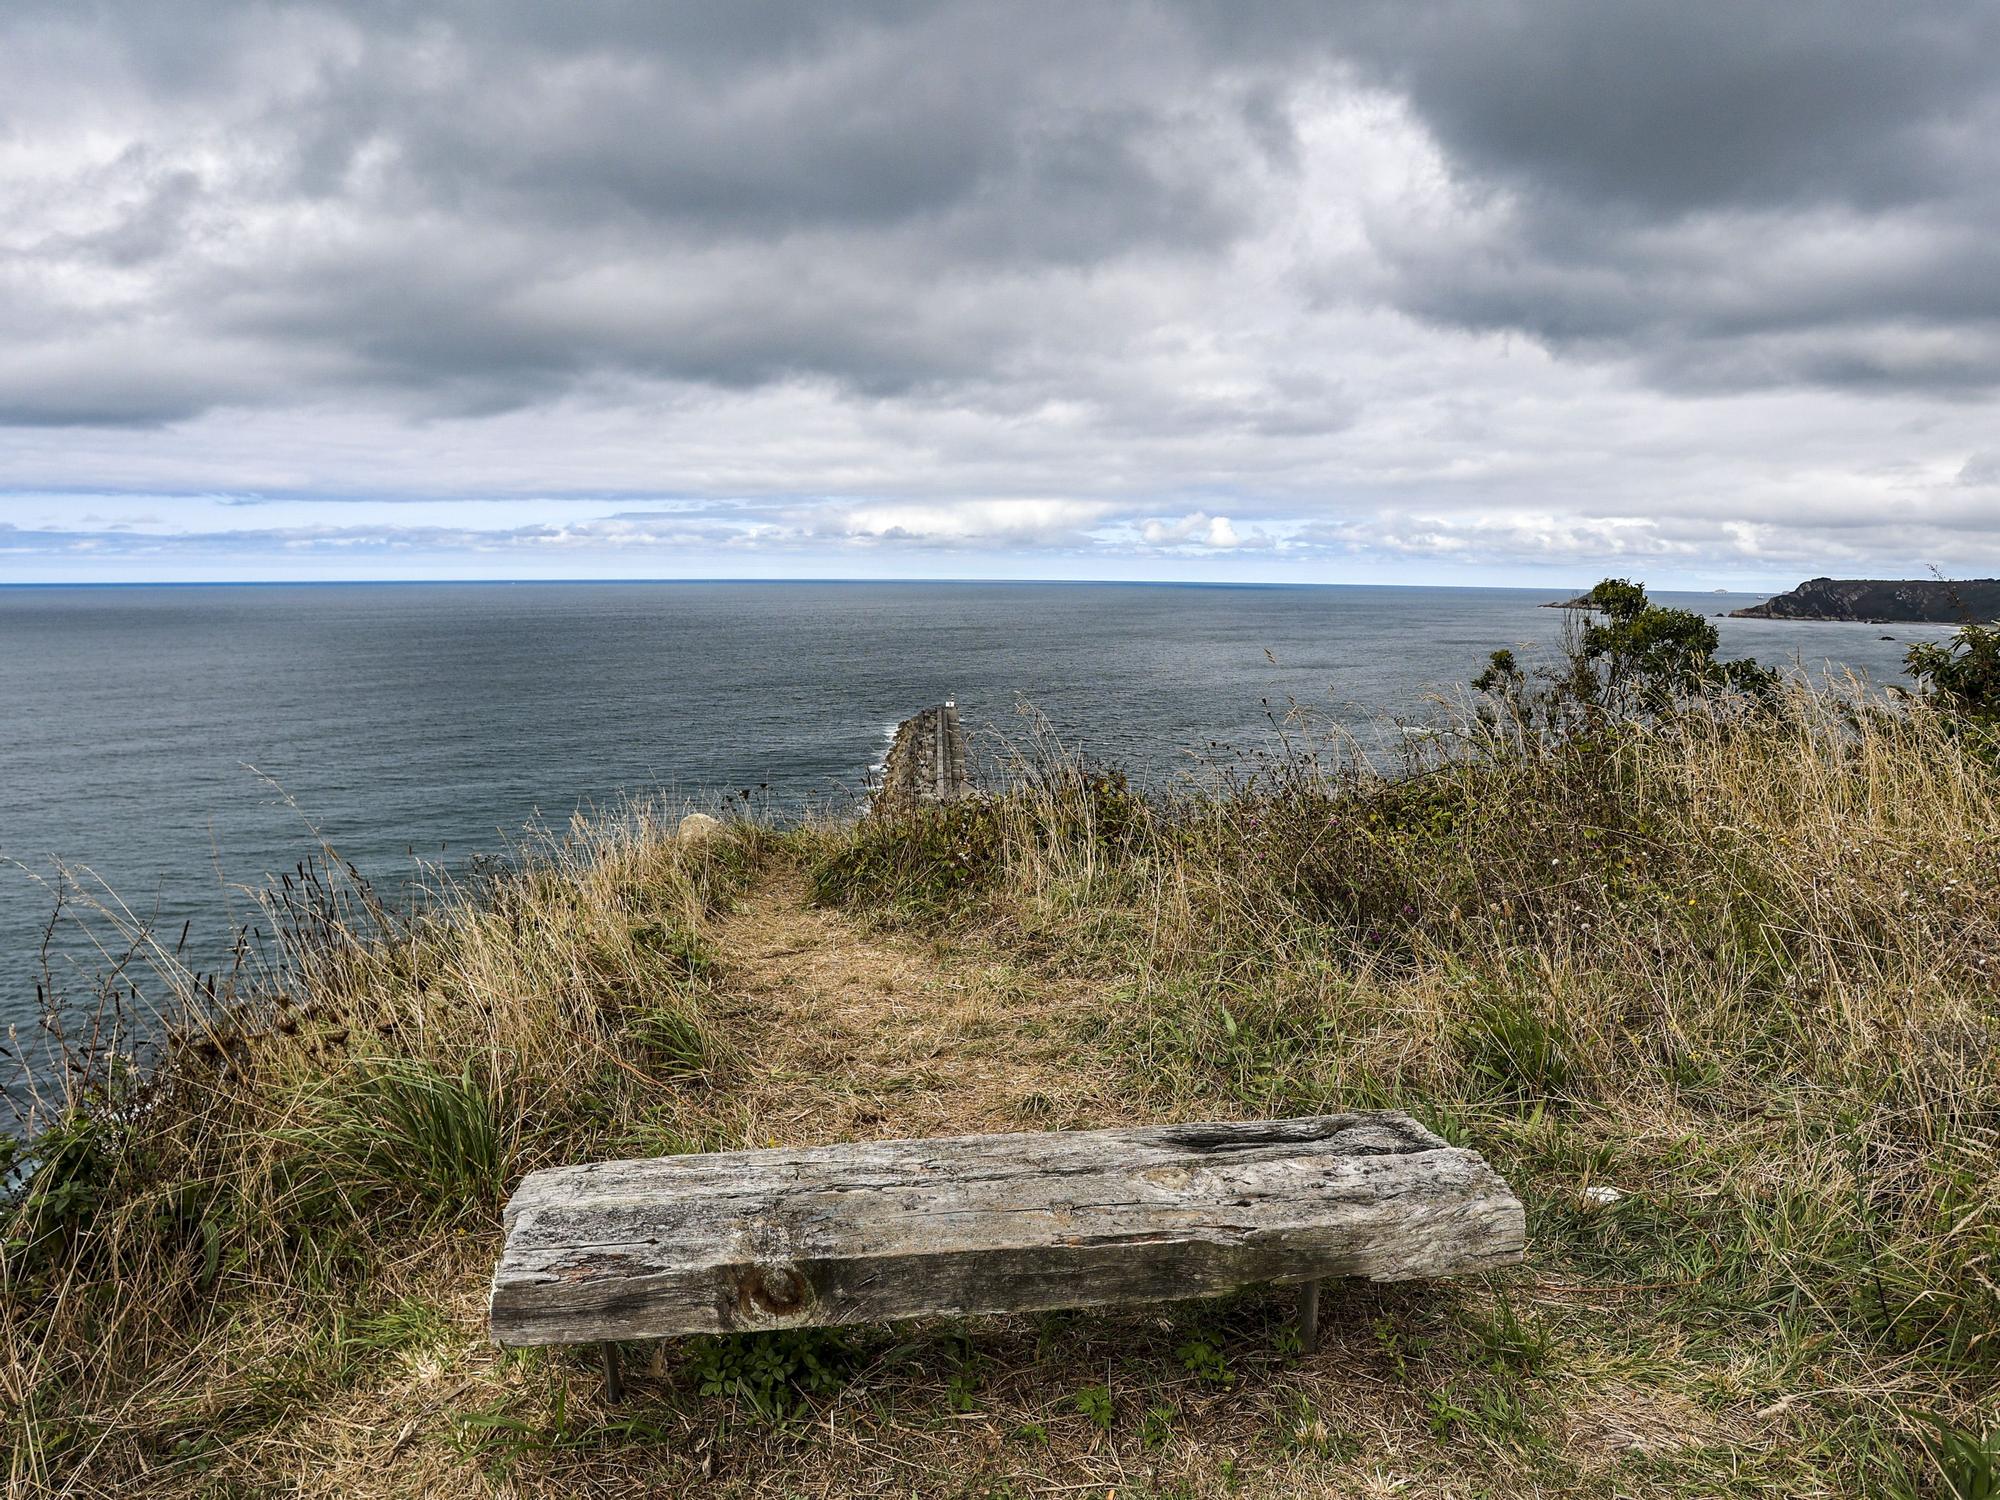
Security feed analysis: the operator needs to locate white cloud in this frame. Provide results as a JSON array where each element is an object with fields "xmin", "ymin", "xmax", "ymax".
[
  {"xmin": 801, "ymin": 498, "xmax": 1116, "ymax": 547},
  {"xmin": 1139, "ymin": 511, "xmax": 1245, "ymax": 549}
]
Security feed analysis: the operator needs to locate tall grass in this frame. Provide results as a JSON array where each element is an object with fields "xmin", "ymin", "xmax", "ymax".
[
  {"xmin": 4, "ymin": 677, "xmax": 1996, "ymax": 1495},
  {"xmin": 1, "ymin": 802, "xmax": 754, "ymax": 1493},
  {"xmin": 798, "ymin": 681, "xmax": 2000, "ymax": 1490}
]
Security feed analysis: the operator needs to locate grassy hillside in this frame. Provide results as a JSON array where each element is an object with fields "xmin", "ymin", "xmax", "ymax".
[{"xmin": 5, "ymin": 644, "xmax": 1998, "ymax": 1495}]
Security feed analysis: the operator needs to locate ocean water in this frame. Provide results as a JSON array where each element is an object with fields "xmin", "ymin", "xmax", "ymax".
[{"xmin": 0, "ymin": 581, "xmax": 1945, "ymax": 1058}]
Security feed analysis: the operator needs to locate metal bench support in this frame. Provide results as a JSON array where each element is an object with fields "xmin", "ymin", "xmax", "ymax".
[{"xmin": 600, "ymin": 1341, "xmax": 623, "ymax": 1402}]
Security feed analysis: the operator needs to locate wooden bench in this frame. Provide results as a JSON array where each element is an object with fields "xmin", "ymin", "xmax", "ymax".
[{"xmin": 488, "ymin": 1112, "xmax": 1525, "ymax": 1396}]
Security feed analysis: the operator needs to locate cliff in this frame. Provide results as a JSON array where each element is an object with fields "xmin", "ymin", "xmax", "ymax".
[{"xmin": 1729, "ymin": 577, "xmax": 2000, "ymax": 622}]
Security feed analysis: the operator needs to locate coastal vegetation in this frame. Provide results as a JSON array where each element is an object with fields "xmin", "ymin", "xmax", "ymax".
[
  {"xmin": 1907, "ymin": 618, "xmax": 2000, "ymax": 732},
  {"xmin": 4, "ymin": 585, "xmax": 1998, "ymax": 1497}
]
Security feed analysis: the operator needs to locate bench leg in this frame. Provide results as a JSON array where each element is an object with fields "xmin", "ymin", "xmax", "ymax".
[
  {"xmin": 600, "ymin": 1341, "xmax": 624, "ymax": 1402},
  {"xmin": 1297, "ymin": 1278, "xmax": 1321, "ymax": 1356}
]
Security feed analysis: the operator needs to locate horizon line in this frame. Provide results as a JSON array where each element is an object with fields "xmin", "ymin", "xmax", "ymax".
[{"xmin": 0, "ymin": 575, "xmax": 1779, "ymax": 594}]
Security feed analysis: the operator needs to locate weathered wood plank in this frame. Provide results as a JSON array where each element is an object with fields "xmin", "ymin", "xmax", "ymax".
[{"xmin": 487, "ymin": 1113, "xmax": 1524, "ymax": 1348}]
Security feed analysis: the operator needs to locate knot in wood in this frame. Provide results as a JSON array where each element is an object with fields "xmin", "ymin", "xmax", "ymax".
[{"xmin": 738, "ymin": 1263, "xmax": 812, "ymax": 1319}]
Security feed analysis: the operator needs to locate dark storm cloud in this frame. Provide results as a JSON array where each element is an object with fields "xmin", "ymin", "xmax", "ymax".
[
  {"xmin": 1315, "ymin": 0, "xmax": 2000, "ymax": 214},
  {"xmin": 1297, "ymin": 0, "xmax": 2000, "ymax": 391},
  {"xmin": 2, "ymin": 0, "xmax": 1997, "ymax": 431},
  {"xmin": 0, "ymin": 1, "xmax": 1292, "ymax": 425}
]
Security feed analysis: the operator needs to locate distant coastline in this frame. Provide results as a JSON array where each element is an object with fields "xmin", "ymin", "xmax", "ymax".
[
  {"xmin": 1728, "ymin": 577, "xmax": 2000, "ymax": 623},
  {"xmin": 1541, "ymin": 577, "xmax": 2000, "ymax": 624}
]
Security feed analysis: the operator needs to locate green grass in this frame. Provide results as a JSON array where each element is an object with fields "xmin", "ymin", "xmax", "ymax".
[{"xmin": 282, "ymin": 1057, "xmax": 518, "ymax": 1219}]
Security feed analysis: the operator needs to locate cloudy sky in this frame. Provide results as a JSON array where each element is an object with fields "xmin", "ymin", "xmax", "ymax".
[{"xmin": 3, "ymin": 1, "xmax": 1997, "ymax": 586}]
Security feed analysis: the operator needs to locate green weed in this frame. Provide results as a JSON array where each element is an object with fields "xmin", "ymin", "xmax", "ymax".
[
  {"xmin": 1072, "ymin": 1382, "xmax": 1114, "ymax": 1432},
  {"xmin": 683, "ymin": 1329, "xmax": 863, "ymax": 1421},
  {"xmin": 1175, "ymin": 1333, "xmax": 1236, "ymax": 1388},
  {"xmin": 1906, "ymin": 1417, "xmax": 2000, "ymax": 1500}
]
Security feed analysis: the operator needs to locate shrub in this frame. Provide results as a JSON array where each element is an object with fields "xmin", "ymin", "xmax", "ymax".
[
  {"xmin": 1907, "ymin": 619, "xmax": 2000, "ymax": 729},
  {"xmin": 0, "ymin": 1095, "xmax": 124, "ymax": 1283},
  {"xmin": 810, "ymin": 800, "xmax": 1006, "ymax": 913},
  {"xmin": 1476, "ymin": 577, "xmax": 1779, "ymax": 734}
]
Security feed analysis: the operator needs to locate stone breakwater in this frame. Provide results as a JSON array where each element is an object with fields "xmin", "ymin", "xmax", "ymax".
[{"xmin": 874, "ymin": 703, "xmax": 972, "ymax": 812}]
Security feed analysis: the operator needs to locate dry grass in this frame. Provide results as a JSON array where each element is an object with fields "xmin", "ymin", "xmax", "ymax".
[
  {"xmin": 4, "ymin": 683, "xmax": 1998, "ymax": 1497},
  {"xmin": 709, "ymin": 868, "xmax": 1127, "ymax": 1142},
  {"xmin": 795, "ymin": 682, "xmax": 2000, "ymax": 1496},
  {"xmin": 2, "ymin": 805, "xmax": 760, "ymax": 1494}
]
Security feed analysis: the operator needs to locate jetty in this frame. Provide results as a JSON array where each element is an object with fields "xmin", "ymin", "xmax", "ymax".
[{"xmin": 875, "ymin": 701, "xmax": 972, "ymax": 810}]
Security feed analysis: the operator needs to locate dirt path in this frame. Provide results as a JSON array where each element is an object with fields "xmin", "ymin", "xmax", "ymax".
[{"xmin": 706, "ymin": 868, "xmax": 1127, "ymax": 1148}]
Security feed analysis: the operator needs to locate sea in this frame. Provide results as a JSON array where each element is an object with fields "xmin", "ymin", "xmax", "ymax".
[{"xmin": 0, "ymin": 580, "xmax": 1948, "ymax": 1074}]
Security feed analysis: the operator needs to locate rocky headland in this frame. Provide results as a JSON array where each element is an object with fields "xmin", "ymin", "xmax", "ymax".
[{"xmin": 1729, "ymin": 577, "xmax": 2000, "ymax": 623}]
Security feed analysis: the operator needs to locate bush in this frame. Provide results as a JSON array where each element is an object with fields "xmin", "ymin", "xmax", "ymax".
[
  {"xmin": 1907, "ymin": 619, "xmax": 2000, "ymax": 729},
  {"xmin": 1477, "ymin": 577, "xmax": 1778, "ymax": 732}
]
